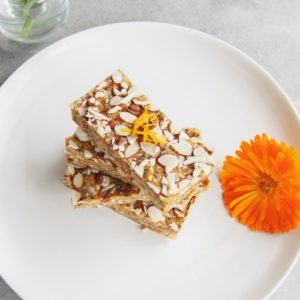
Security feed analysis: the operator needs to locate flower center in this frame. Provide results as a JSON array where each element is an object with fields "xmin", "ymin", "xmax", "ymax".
[{"xmin": 257, "ymin": 174, "xmax": 277, "ymax": 194}]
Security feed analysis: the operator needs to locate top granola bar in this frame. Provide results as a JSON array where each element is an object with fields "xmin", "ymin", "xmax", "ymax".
[{"xmin": 71, "ymin": 69, "xmax": 214, "ymax": 211}]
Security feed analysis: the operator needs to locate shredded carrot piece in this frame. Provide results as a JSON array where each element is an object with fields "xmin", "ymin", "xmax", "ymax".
[{"xmin": 130, "ymin": 105, "xmax": 167, "ymax": 145}]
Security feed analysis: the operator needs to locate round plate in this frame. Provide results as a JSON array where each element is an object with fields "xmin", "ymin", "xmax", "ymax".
[{"xmin": 0, "ymin": 22, "xmax": 299, "ymax": 300}]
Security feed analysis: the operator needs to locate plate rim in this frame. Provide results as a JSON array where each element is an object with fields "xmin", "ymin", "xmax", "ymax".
[{"xmin": 0, "ymin": 21, "xmax": 299, "ymax": 300}]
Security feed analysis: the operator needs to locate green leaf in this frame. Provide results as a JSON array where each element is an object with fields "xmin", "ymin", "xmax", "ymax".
[{"xmin": 20, "ymin": 18, "xmax": 33, "ymax": 38}]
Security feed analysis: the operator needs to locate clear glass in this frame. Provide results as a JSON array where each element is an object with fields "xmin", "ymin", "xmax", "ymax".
[{"xmin": 0, "ymin": 0, "xmax": 69, "ymax": 43}]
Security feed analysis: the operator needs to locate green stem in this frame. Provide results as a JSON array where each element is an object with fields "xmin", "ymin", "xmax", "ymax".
[{"xmin": 20, "ymin": 0, "xmax": 38, "ymax": 38}]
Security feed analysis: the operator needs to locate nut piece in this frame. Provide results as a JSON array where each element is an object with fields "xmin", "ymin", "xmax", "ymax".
[
  {"xmin": 164, "ymin": 130, "xmax": 174, "ymax": 141},
  {"xmin": 71, "ymin": 190, "xmax": 81, "ymax": 204},
  {"xmin": 68, "ymin": 140, "xmax": 79, "ymax": 150},
  {"xmin": 170, "ymin": 222, "xmax": 179, "ymax": 231},
  {"xmin": 125, "ymin": 142, "xmax": 140, "ymax": 158},
  {"xmin": 108, "ymin": 105, "xmax": 122, "ymax": 114},
  {"xmin": 179, "ymin": 131, "xmax": 189, "ymax": 140},
  {"xmin": 140, "ymin": 142, "xmax": 160, "ymax": 157},
  {"xmin": 197, "ymin": 163, "xmax": 212, "ymax": 176},
  {"xmin": 112, "ymin": 70, "xmax": 123, "ymax": 83},
  {"xmin": 75, "ymin": 127, "xmax": 89, "ymax": 142},
  {"xmin": 178, "ymin": 178, "xmax": 191, "ymax": 191},
  {"xmin": 158, "ymin": 154, "xmax": 179, "ymax": 170},
  {"xmin": 119, "ymin": 112, "xmax": 137, "ymax": 123},
  {"xmin": 147, "ymin": 182, "xmax": 161, "ymax": 194},
  {"xmin": 73, "ymin": 173, "xmax": 83, "ymax": 189},
  {"xmin": 110, "ymin": 96, "xmax": 122, "ymax": 106},
  {"xmin": 171, "ymin": 140, "xmax": 193, "ymax": 156},
  {"xmin": 67, "ymin": 164, "xmax": 75, "ymax": 176},
  {"xmin": 169, "ymin": 122, "xmax": 180, "ymax": 134},
  {"xmin": 193, "ymin": 167, "xmax": 202, "ymax": 178},
  {"xmin": 114, "ymin": 124, "xmax": 131, "ymax": 136},
  {"xmin": 147, "ymin": 206, "xmax": 165, "ymax": 223},
  {"xmin": 84, "ymin": 150, "xmax": 93, "ymax": 159}
]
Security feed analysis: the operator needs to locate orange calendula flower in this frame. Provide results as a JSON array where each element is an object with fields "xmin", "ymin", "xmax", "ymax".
[{"xmin": 220, "ymin": 134, "xmax": 300, "ymax": 233}]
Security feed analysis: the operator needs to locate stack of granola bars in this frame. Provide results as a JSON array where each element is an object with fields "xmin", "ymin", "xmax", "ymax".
[{"xmin": 63, "ymin": 70, "xmax": 215, "ymax": 238}]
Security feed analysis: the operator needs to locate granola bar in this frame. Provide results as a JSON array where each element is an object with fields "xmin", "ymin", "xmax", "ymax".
[
  {"xmin": 64, "ymin": 164, "xmax": 201, "ymax": 238},
  {"xmin": 71, "ymin": 70, "xmax": 215, "ymax": 211}
]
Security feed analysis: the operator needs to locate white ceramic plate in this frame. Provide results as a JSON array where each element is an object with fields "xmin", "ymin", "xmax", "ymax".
[{"xmin": 0, "ymin": 22, "xmax": 299, "ymax": 300}]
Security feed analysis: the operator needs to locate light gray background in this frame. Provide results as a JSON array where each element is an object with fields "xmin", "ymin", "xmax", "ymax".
[{"xmin": 0, "ymin": 1, "xmax": 299, "ymax": 299}]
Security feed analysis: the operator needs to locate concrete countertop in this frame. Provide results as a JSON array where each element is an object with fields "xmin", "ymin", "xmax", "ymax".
[{"xmin": 0, "ymin": 1, "xmax": 299, "ymax": 299}]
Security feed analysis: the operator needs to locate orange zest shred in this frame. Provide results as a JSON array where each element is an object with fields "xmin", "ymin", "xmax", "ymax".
[
  {"xmin": 129, "ymin": 105, "xmax": 167, "ymax": 145},
  {"xmin": 220, "ymin": 133, "xmax": 300, "ymax": 233}
]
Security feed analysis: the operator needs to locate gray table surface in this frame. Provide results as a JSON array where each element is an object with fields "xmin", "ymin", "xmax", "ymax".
[{"xmin": 0, "ymin": 1, "xmax": 299, "ymax": 299}]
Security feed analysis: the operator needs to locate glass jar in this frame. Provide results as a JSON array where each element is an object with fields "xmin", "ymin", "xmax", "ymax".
[{"xmin": 0, "ymin": 0, "xmax": 69, "ymax": 43}]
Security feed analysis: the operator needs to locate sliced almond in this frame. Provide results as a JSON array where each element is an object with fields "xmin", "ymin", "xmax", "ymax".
[
  {"xmin": 84, "ymin": 150, "xmax": 93, "ymax": 159},
  {"xmin": 96, "ymin": 81, "xmax": 107, "ymax": 90},
  {"xmin": 77, "ymin": 107, "xmax": 86, "ymax": 117},
  {"xmin": 88, "ymin": 97, "xmax": 96, "ymax": 104},
  {"xmin": 94, "ymin": 147, "xmax": 101, "ymax": 153},
  {"xmin": 67, "ymin": 164, "xmax": 75, "ymax": 176},
  {"xmin": 130, "ymin": 161, "xmax": 137, "ymax": 169},
  {"xmin": 112, "ymin": 70, "xmax": 123, "ymax": 83},
  {"xmin": 147, "ymin": 182, "xmax": 161, "ymax": 194},
  {"xmin": 95, "ymin": 91, "xmax": 106, "ymax": 98},
  {"xmin": 197, "ymin": 163, "xmax": 212, "ymax": 176},
  {"xmin": 140, "ymin": 142, "xmax": 160, "ymax": 157},
  {"xmin": 160, "ymin": 119, "xmax": 170, "ymax": 130},
  {"xmin": 110, "ymin": 96, "xmax": 122, "ymax": 106},
  {"xmin": 88, "ymin": 108, "xmax": 109, "ymax": 120},
  {"xmin": 102, "ymin": 176, "xmax": 110, "ymax": 187},
  {"xmin": 125, "ymin": 142, "xmax": 140, "ymax": 158},
  {"xmin": 121, "ymin": 88, "xmax": 127, "ymax": 95},
  {"xmin": 132, "ymin": 99, "xmax": 150, "ymax": 106},
  {"xmin": 184, "ymin": 156, "xmax": 202, "ymax": 165},
  {"xmin": 174, "ymin": 208, "xmax": 185, "ymax": 218},
  {"xmin": 193, "ymin": 167, "xmax": 202, "ymax": 178},
  {"xmin": 147, "ymin": 206, "xmax": 165, "ymax": 223},
  {"xmin": 104, "ymin": 125, "xmax": 111, "ymax": 134},
  {"xmin": 179, "ymin": 131, "xmax": 190, "ymax": 140},
  {"xmin": 193, "ymin": 147, "xmax": 207, "ymax": 157},
  {"xmin": 108, "ymin": 105, "xmax": 121, "ymax": 114},
  {"xmin": 164, "ymin": 130, "xmax": 174, "ymax": 141},
  {"xmin": 118, "ymin": 144, "xmax": 125, "ymax": 152},
  {"xmin": 178, "ymin": 178, "xmax": 191, "ymax": 191},
  {"xmin": 68, "ymin": 140, "xmax": 79, "ymax": 150},
  {"xmin": 120, "ymin": 91, "xmax": 137, "ymax": 105},
  {"xmin": 113, "ymin": 87, "xmax": 121, "ymax": 96},
  {"xmin": 119, "ymin": 112, "xmax": 137, "ymax": 123},
  {"xmin": 97, "ymin": 124, "xmax": 105, "ymax": 137},
  {"xmin": 73, "ymin": 173, "xmax": 83, "ymax": 189},
  {"xmin": 134, "ymin": 208, "xmax": 142, "ymax": 215},
  {"xmin": 162, "ymin": 176, "xmax": 168, "ymax": 185},
  {"xmin": 114, "ymin": 124, "xmax": 131, "ymax": 136},
  {"xmin": 127, "ymin": 136, "xmax": 137, "ymax": 145},
  {"xmin": 170, "ymin": 222, "xmax": 179, "ymax": 231},
  {"xmin": 168, "ymin": 184, "xmax": 179, "ymax": 195},
  {"xmin": 134, "ymin": 165, "xmax": 145, "ymax": 177},
  {"xmin": 161, "ymin": 184, "xmax": 169, "ymax": 196},
  {"xmin": 167, "ymin": 172, "xmax": 176, "ymax": 186},
  {"xmin": 121, "ymin": 81, "xmax": 128, "ymax": 89},
  {"xmin": 158, "ymin": 154, "xmax": 179, "ymax": 170},
  {"xmin": 75, "ymin": 127, "xmax": 89, "ymax": 142},
  {"xmin": 171, "ymin": 140, "xmax": 193, "ymax": 156},
  {"xmin": 128, "ymin": 86, "xmax": 144, "ymax": 97},
  {"xmin": 71, "ymin": 190, "xmax": 81, "ymax": 204},
  {"xmin": 169, "ymin": 122, "xmax": 181, "ymax": 134},
  {"xmin": 87, "ymin": 186, "xmax": 96, "ymax": 196},
  {"xmin": 153, "ymin": 125, "xmax": 163, "ymax": 138}
]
